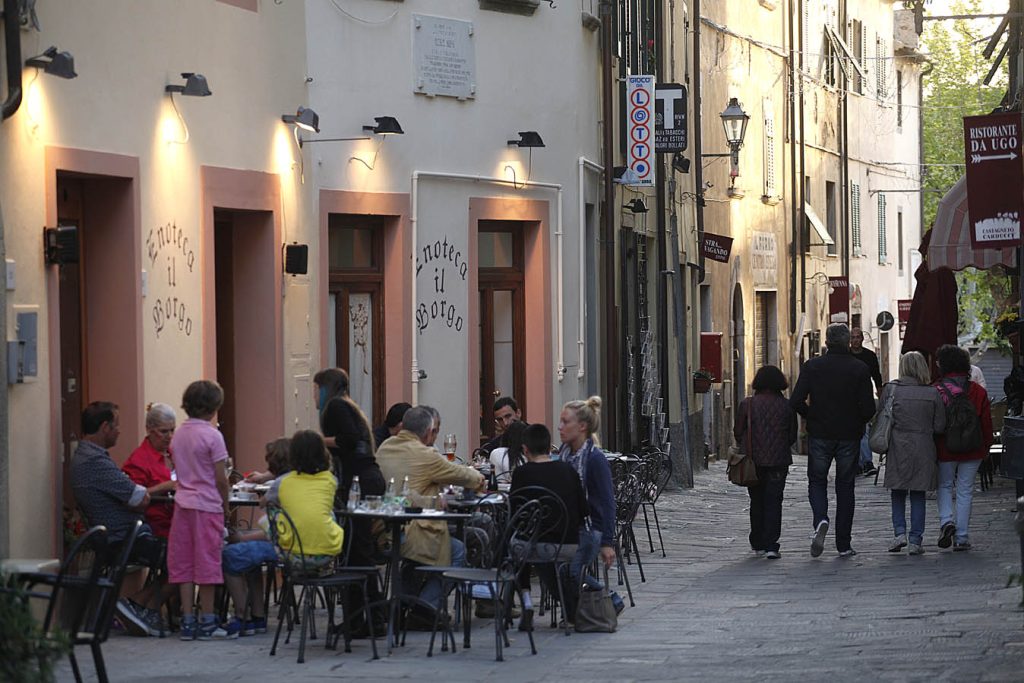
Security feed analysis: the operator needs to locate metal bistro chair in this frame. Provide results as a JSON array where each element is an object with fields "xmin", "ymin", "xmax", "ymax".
[
  {"xmin": 638, "ymin": 448, "xmax": 672, "ymax": 557},
  {"xmin": 612, "ymin": 474, "xmax": 642, "ymax": 605},
  {"xmin": 431, "ymin": 501, "xmax": 544, "ymax": 661},
  {"xmin": 509, "ymin": 486, "xmax": 574, "ymax": 637},
  {"xmin": 267, "ymin": 507, "xmax": 378, "ymax": 663},
  {"xmin": 11, "ymin": 525, "xmax": 109, "ymax": 683}
]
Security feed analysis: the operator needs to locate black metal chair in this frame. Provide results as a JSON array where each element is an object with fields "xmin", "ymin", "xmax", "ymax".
[
  {"xmin": 13, "ymin": 525, "xmax": 110, "ymax": 683},
  {"xmin": 267, "ymin": 507, "xmax": 377, "ymax": 663},
  {"xmin": 431, "ymin": 501, "xmax": 544, "ymax": 661},
  {"xmin": 638, "ymin": 448, "xmax": 672, "ymax": 557},
  {"xmin": 612, "ymin": 474, "xmax": 642, "ymax": 605}
]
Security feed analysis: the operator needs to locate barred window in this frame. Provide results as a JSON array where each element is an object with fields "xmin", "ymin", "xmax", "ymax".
[{"xmin": 851, "ymin": 183, "xmax": 861, "ymax": 256}]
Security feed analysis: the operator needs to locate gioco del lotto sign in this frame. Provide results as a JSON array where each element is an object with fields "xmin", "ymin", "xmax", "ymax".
[{"xmin": 963, "ymin": 112, "xmax": 1024, "ymax": 249}]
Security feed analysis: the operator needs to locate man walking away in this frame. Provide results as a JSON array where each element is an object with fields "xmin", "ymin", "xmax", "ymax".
[
  {"xmin": 790, "ymin": 324, "xmax": 876, "ymax": 557},
  {"xmin": 850, "ymin": 327, "xmax": 883, "ymax": 476}
]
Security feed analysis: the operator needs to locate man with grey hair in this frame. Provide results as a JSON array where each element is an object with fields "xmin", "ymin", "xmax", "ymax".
[
  {"xmin": 790, "ymin": 323, "xmax": 876, "ymax": 558},
  {"xmin": 376, "ymin": 405, "xmax": 484, "ymax": 617}
]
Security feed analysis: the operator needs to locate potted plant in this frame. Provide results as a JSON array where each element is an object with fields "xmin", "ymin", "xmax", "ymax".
[
  {"xmin": 692, "ymin": 368, "xmax": 714, "ymax": 394},
  {"xmin": 0, "ymin": 583, "xmax": 69, "ymax": 682}
]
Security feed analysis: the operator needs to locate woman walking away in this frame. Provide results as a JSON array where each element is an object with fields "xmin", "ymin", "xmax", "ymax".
[
  {"xmin": 933, "ymin": 344, "xmax": 992, "ymax": 551},
  {"xmin": 882, "ymin": 352, "xmax": 946, "ymax": 555},
  {"xmin": 168, "ymin": 380, "xmax": 233, "ymax": 640},
  {"xmin": 734, "ymin": 366, "xmax": 797, "ymax": 559}
]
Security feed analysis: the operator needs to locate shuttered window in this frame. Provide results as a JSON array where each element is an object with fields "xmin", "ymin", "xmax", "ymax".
[
  {"xmin": 876, "ymin": 37, "xmax": 887, "ymax": 99},
  {"xmin": 851, "ymin": 183, "xmax": 862, "ymax": 256},
  {"xmin": 763, "ymin": 99, "xmax": 777, "ymax": 198},
  {"xmin": 877, "ymin": 193, "xmax": 888, "ymax": 264}
]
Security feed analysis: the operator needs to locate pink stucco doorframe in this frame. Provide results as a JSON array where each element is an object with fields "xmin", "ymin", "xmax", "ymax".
[{"xmin": 200, "ymin": 166, "xmax": 284, "ymax": 474}]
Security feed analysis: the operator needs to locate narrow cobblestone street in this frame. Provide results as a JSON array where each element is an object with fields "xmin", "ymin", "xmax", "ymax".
[{"xmin": 61, "ymin": 460, "xmax": 1024, "ymax": 682}]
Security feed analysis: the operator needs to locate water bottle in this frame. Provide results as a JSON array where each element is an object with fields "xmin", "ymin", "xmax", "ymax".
[
  {"xmin": 347, "ymin": 476, "xmax": 361, "ymax": 512},
  {"xmin": 384, "ymin": 477, "xmax": 396, "ymax": 510},
  {"xmin": 400, "ymin": 476, "xmax": 411, "ymax": 508}
]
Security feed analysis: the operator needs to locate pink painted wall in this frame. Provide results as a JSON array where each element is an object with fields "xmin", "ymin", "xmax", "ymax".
[
  {"xmin": 317, "ymin": 190, "xmax": 412, "ymax": 406},
  {"xmin": 467, "ymin": 197, "xmax": 552, "ymax": 431},
  {"xmin": 200, "ymin": 166, "xmax": 283, "ymax": 474}
]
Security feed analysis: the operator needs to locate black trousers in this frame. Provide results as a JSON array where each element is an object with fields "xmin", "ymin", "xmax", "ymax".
[{"xmin": 747, "ymin": 466, "xmax": 789, "ymax": 553}]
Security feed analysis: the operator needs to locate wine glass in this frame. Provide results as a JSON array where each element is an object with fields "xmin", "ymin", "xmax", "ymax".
[{"xmin": 443, "ymin": 433, "xmax": 458, "ymax": 462}]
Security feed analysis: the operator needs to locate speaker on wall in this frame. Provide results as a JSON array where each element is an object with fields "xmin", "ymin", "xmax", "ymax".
[{"xmin": 284, "ymin": 243, "xmax": 308, "ymax": 275}]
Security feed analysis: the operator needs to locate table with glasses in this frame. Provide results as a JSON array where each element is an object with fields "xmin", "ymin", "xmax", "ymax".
[{"xmin": 336, "ymin": 507, "xmax": 470, "ymax": 654}]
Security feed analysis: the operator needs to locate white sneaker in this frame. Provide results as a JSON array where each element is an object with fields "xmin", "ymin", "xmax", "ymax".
[
  {"xmin": 765, "ymin": 550, "xmax": 781, "ymax": 559},
  {"xmin": 888, "ymin": 534, "xmax": 907, "ymax": 552},
  {"xmin": 810, "ymin": 520, "xmax": 829, "ymax": 557}
]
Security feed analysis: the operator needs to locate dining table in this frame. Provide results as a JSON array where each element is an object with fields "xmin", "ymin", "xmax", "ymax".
[{"xmin": 336, "ymin": 507, "xmax": 470, "ymax": 654}]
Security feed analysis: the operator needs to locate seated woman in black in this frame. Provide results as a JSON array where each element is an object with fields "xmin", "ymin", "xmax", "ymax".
[{"xmin": 509, "ymin": 423, "xmax": 588, "ymax": 630}]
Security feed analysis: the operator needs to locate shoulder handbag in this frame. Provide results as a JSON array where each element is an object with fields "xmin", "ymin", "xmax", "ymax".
[
  {"xmin": 868, "ymin": 383, "xmax": 896, "ymax": 454},
  {"xmin": 727, "ymin": 398, "xmax": 759, "ymax": 487},
  {"xmin": 575, "ymin": 566, "xmax": 618, "ymax": 633}
]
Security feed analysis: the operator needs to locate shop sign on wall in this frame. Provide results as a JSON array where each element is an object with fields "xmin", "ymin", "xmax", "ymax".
[
  {"xmin": 415, "ymin": 235, "xmax": 466, "ymax": 334},
  {"xmin": 413, "ymin": 14, "xmax": 476, "ymax": 100},
  {"xmin": 963, "ymin": 112, "xmax": 1023, "ymax": 248},
  {"xmin": 751, "ymin": 231, "xmax": 777, "ymax": 287},
  {"xmin": 626, "ymin": 75, "xmax": 655, "ymax": 187},
  {"xmin": 146, "ymin": 221, "xmax": 195, "ymax": 338}
]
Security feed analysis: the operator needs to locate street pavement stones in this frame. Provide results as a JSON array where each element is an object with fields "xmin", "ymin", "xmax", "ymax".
[{"xmin": 57, "ymin": 459, "xmax": 1024, "ymax": 682}]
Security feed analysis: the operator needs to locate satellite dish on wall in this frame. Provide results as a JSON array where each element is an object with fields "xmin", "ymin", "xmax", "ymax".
[{"xmin": 876, "ymin": 311, "xmax": 895, "ymax": 332}]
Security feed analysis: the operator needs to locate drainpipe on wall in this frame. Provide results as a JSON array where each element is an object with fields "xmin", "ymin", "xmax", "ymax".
[
  {"xmin": 0, "ymin": 0, "xmax": 19, "ymax": 559},
  {"xmin": 600, "ymin": 0, "xmax": 619, "ymax": 448},
  {"xmin": 841, "ymin": 0, "xmax": 850, "ymax": 281},
  {"xmin": 788, "ymin": 0, "xmax": 798, "ymax": 335},
  {"xmin": 693, "ymin": 0, "xmax": 706, "ymax": 286}
]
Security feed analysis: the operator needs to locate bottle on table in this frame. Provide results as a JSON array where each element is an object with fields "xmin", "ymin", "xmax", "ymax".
[
  {"xmin": 400, "ymin": 476, "xmax": 411, "ymax": 508},
  {"xmin": 348, "ymin": 475, "xmax": 361, "ymax": 512},
  {"xmin": 384, "ymin": 477, "xmax": 396, "ymax": 509}
]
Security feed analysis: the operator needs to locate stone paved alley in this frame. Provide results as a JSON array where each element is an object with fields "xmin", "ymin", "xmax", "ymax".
[{"xmin": 59, "ymin": 460, "xmax": 1024, "ymax": 682}]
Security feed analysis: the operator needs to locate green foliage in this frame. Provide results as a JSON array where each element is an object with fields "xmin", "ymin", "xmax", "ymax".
[
  {"xmin": 921, "ymin": 0, "xmax": 1012, "ymax": 346},
  {"xmin": 0, "ymin": 582, "xmax": 69, "ymax": 683}
]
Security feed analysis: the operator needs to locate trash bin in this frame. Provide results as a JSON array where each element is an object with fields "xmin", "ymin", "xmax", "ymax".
[{"xmin": 999, "ymin": 416, "xmax": 1024, "ymax": 480}]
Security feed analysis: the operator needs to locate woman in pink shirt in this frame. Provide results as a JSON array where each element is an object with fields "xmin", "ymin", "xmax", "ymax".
[{"xmin": 167, "ymin": 380, "xmax": 232, "ymax": 640}]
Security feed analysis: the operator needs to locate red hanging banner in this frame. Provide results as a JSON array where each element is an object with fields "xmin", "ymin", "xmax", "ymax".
[
  {"xmin": 828, "ymin": 277, "xmax": 849, "ymax": 324},
  {"xmin": 963, "ymin": 112, "xmax": 1023, "ymax": 249},
  {"xmin": 897, "ymin": 299, "xmax": 912, "ymax": 340}
]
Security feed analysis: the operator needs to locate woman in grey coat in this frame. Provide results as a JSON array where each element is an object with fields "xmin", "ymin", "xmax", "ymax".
[{"xmin": 881, "ymin": 351, "xmax": 946, "ymax": 555}]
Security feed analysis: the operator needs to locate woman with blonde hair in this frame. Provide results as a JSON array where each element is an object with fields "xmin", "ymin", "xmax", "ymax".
[
  {"xmin": 881, "ymin": 351, "xmax": 946, "ymax": 555},
  {"xmin": 557, "ymin": 396, "xmax": 620, "ymax": 616}
]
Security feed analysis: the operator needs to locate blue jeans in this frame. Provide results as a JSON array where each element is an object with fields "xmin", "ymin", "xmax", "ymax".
[
  {"xmin": 570, "ymin": 527, "xmax": 603, "ymax": 589},
  {"xmin": 890, "ymin": 489, "xmax": 926, "ymax": 545},
  {"xmin": 937, "ymin": 460, "xmax": 982, "ymax": 544},
  {"xmin": 420, "ymin": 537, "xmax": 466, "ymax": 608},
  {"xmin": 807, "ymin": 438, "xmax": 860, "ymax": 552},
  {"xmin": 859, "ymin": 426, "xmax": 873, "ymax": 468}
]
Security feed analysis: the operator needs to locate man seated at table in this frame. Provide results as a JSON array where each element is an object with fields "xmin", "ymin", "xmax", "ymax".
[
  {"xmin": 373, "ymin": 402, "xmax": 411, "ymax": 449},
  {"xmin": 480, "ymin": 396, "xmax": 522, "ymax": 454},
  {"xmin": 376, "ymin": 406, "xmax": 485, "ymax": 614},
  {"xmin": 70, "ymin": 401, "xmax": 167, "ymax": 637}
]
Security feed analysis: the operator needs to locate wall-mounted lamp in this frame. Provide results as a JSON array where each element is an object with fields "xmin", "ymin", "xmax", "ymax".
[
  {"xmin": 363, "ymin": 116, "xmax": 404, "ymax": 135},
  {"xmin": 281, "ymin": 106, "xmax": 319, "ymax": 133},
  {"xmin": 671, "ymin": 153, "xmax": 690, "ymax": 174},
  {"xmin": 625, "ymin": 198, "xmax": 649, "ymax": 214},
  {"xmin": 612, "ymin": 165, "xmax": 641, "ymax": 185},
  {"xmin": 297, "ymin": 115, "xmax": 404, "ymax": 147},
  {"xmin": 25, "ymin": 47, "xmax": 77, "ymax": 79},
  {"xmin": 507, "ymin": 131, "xmax": 545, "ymax": 148},
  {"xmin": 700, "ymin": 97, "xmax": 750, "ymax": 183},
  {"xmin": 164, "ymin": 73, "xmax": 212, "ymax": 97}
]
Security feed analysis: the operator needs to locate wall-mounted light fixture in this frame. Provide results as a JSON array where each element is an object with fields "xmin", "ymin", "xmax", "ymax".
[
  {"xmin": 25, "ymin": 47, "xmax": 77, "ymax": 79},
  {"xmin": 164, "ymin": 73, "xmax": 212, "ymax": 97},
  {"xmin": 671, "ymin": 152, "xmax": 690, "ymax": 174},
  {"xmin": 363, "ymin": 116, "xmax": 404, "ymax": 135},
  {"xmin": 612, "ymin": 165, "xmax": 641, "ymax": 185},
  {"xmin": 700, "ymin": 97, "xmax": 750, "ymax": 185},
  {"xmin": 296, "ymin": 115, "xmax": 404, "ymax": 147},
  {"xmin": 507, "ymin": 131, "xmax": 545, "ymax": 148},
  {"xmin": 625, "ymin": 198, "xmax": 649, "ymax": 214},
  {"xmin": 281, "ymin": 106, "xmax": 319, "ymax": 133}
]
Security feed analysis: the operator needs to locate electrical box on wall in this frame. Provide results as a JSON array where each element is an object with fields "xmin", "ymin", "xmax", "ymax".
[
  {"xmin": 9, "ymin": 307, "xmax": 39, "ymax": 384},
  {"xmin": 700, "ymin": 332, "xmax": 723, "ymax": 382}
]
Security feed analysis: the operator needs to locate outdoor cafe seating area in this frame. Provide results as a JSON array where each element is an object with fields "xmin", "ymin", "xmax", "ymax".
[{"xmin": 1, "ymin": 447, "xmax": 673, "ymax": 680}]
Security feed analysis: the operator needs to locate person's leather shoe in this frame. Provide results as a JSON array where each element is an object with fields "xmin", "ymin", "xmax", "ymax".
[{"xmin": 517, "ymin": 608, "xmax": 534, "ymax": 632}]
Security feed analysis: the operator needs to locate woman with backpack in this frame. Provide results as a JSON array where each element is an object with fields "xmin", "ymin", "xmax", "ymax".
[
  {"xmin": 933, "ymin": 345, "xmax": 993, "ymax": 551},
  {"xmin": 880, "ymin": 351, "xmax": 946, "ymax": 555}
]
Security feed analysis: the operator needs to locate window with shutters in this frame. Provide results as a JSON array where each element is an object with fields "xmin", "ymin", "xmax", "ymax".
[
  {"xmin": 898, "ymin": 209, "xmax": 904, "ymax": 273},
  {"xmin": 826, "ymin": 180, "xmax": 837, "ymax": 256},
  {"xmin": 877, "ymin": 194, "xmax": 888, "ymax": 264},
  {"xmin": 875, "ymin": 37, "xmax": 887, "ymax": 99},
  {"xmin": 851, "ymin": 183, "xmax": 862, "ymax": 256},
  {"xmin": 754, "ymin": 291, "xmax": 778, "ymax": 368},
  {"xmin": 763, "ymin": 99, "xmax": 777, "ymax": 199},
  {"xmin": 849, "ymin": 19, "xmax": 864, "ymax": 95},
  {"xmin": 897, "ymin": 70, "xmax": 903, "ymax": 129}
]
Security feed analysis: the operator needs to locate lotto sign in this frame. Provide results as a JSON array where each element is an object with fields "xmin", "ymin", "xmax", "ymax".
[{"xmin": 627, "ymin": 75, "xmax": 655, "ymax": 187}]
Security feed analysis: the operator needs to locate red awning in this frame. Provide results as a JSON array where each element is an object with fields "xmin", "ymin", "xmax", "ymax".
[{"xmin": 927, "ymin": 176, "xmax": 1017, "ymax": 271}]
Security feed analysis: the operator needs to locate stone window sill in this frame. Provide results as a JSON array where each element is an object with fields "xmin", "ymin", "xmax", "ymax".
[{"xmin": 480, "ymin": 0, "xmax": 540, "ymax": 16}]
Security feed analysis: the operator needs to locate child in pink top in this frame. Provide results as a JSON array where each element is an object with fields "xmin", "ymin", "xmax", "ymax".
[{"xmin": 168, "ymin": 380, "xmax": 232, "ymax": 640}]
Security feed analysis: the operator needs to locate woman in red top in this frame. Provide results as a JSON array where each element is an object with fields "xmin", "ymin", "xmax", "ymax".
[
  {"xmin": 933, "ymin": 345, "xmax": 993, "ymax": 551},
  {"xmin": 123, "ymin": 403, "xmax": 178, "ymax": 538}
]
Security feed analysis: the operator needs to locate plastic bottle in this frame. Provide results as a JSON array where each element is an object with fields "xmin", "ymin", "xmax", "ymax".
[{"xmin": 347, "ymin": 476, "xmax": 361, "ymax": 512}]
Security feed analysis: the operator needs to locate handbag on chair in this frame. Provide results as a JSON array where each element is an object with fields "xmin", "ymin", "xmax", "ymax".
[
  {"xmin": 574, "ymin": 566, "xmax": 617, "ymax": 633},
  {"xmin": 727, "ymin": 398, "xmax": 759, "ymax": 487}
]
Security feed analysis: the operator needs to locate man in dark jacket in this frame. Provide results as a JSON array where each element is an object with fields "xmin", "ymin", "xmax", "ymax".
[
  {"xmin": 851, "ymin": 327, "xmax": 884, "ymax": 476},
  {"xmin": 790, "ymin": 323, "xmax": 876, "ymax": 558}
]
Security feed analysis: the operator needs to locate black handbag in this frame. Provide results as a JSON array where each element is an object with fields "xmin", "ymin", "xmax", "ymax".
[{"xmin": 575, "ymin": 566, "xmax": 617, "ymax": 633}]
